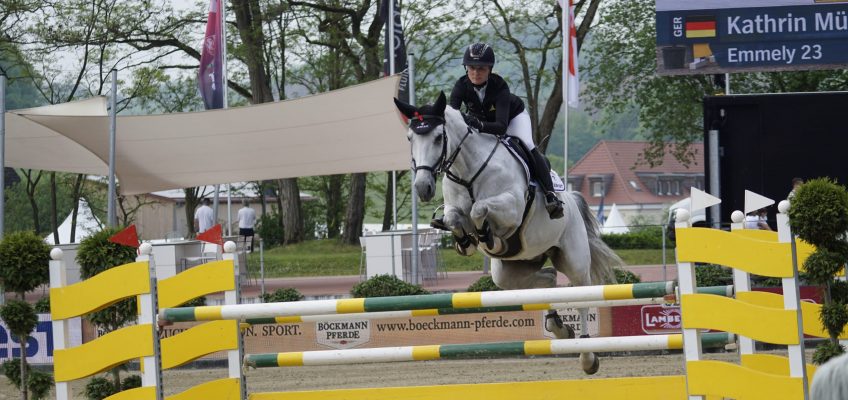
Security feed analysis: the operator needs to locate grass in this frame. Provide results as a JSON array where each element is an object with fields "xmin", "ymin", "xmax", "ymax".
[{"xmin": 247, "ymin": 240, "xmax": 668, "ymax": 278}]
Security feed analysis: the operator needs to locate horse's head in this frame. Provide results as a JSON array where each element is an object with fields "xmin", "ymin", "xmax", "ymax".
[{"xmin": 394, "ymin": 91, "xmax": 448, "ymax": 202}]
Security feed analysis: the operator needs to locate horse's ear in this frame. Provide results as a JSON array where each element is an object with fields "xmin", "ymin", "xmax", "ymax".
[
  {"xmin": 433, "ymin": 91, "xmax": 447, "ymax": 116},
  {"xmin": 394, "ymin": 97, "xmax": 417, "ymax": 120}
]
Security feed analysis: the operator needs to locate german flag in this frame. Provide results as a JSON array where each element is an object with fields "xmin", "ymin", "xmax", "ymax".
[{"xmin": 686, "ymin": 15, "xmax": 716, "ymax": 38}]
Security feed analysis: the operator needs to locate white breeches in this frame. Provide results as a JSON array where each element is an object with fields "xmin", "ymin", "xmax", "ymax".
[{"xmin": 506, "ymin": 110, "xmax": 535, "ymax": 150}]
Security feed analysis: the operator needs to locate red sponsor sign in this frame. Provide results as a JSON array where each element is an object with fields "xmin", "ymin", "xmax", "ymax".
[{"xmin": 640, "ymin": 305, "xmax": 682, "ymax": 334}]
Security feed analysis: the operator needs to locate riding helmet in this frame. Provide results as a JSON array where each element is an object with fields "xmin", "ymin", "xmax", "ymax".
[{"xmin": 462, "ymin": 43, "xmax": 495, "ymax": 67}]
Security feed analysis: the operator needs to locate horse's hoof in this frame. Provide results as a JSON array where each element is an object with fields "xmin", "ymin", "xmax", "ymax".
[
  {"xmin": 544, "ymin": 311, "xmax": 575, "ymax": 339},
  {"xmin": 453, "ymin": 241, "xmax": 476, "ymax": 256},
  {"xmin": 580, "ymin": 353, "xmax": 600, "ymax": 375}
]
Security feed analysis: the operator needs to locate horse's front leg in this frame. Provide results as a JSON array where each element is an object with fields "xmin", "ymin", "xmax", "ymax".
[
  {"xmin": 469, "ymin": 192, "xmax": 522, "ymax": 253},
  {"xmin": 443, "ymin": 205, "xmax": 477, "ymax": 256}
]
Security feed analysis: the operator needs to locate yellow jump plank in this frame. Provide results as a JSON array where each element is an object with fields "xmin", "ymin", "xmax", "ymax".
[
  {"xmin": 687, "ymin": 360, "xmax": 805, "ymax": 400},
  {"xmin": 159, "ymin": 260, "xmax": 235, "ymax": 309},
  {"xmin": 50, "ymin": 262, "xmax": 150, "ymax": 320},
  {"xmin": 676, "ymin": 228, "xmax": 794, "ymax": 277},
  {"xmin": 54, "ymin": 324, "xmax": 153, "ymax": 382},
  {"xmin": 737, "ymin": 291, "xmax": 848, "ymax": 339},
  {"xmin": 682, "ymin": 294, "xmax": 799, "ymax": 344},
  {"xmin": 105, "ymin": 386, "xmax": 156, "ymax": 400},
  {"xmin": 249, "ymin": 376, "xmax": 687, "ymax": 400},
  {"xmin": 167, "ymin": 378, "xmax": 241, "ymax": 400},
  {"xmin": 161, "ymin": 320, "xmax": 239, "ymax": 369},
  {"xmin": 741, "ymin": 353, "xmax": 818, "ymax": 378}
]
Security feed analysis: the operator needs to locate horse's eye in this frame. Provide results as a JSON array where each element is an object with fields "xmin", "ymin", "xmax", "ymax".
[{"xmin": 434, "ymin": 134, "xmax": 443, "ymax": 144}]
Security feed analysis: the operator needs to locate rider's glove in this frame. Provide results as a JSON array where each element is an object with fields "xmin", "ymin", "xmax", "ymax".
[{"xmin": 463, "ymin": 113, "xmax": 483, "ymax": 131}]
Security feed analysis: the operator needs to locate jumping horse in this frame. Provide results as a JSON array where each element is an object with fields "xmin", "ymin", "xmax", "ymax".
[{"xmin": 394, "ymin": 92, "xmax": 622, "ymax": 374}]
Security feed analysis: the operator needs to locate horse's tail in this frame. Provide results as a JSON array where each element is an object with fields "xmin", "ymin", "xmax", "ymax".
[{"xmin": 570, "ymin": 192, "xmax": 622, "ymax": 284}]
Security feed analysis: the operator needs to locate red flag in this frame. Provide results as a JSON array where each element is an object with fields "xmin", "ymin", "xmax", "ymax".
[
  {"xmin": 109, "ymin": 225, "xmax": 140, "ymax": 248},
  {"xmin": 198, "ymin": 0, "xmax": 224, "ymax": 110},
  {"xmin": 567, "ymin": 0, "xmax": 579, "ymax": 108},
  {"xmin": 197, "ymin": 224, "xmax": 224, "ymax": 246}
]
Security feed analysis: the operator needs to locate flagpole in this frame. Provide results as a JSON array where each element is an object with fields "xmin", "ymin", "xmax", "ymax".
[
  {"xmin": 562, "ymin": 0, "xmax": 569, "ymax": 181},
  {"xmin": 389, "ymin": 0, "xmax": 397, "ymax": 230}
]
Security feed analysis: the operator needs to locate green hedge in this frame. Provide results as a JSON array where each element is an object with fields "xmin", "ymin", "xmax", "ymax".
[{"xmin": 601, "ymin": 226, "xmax": 664, "ymax": 249}]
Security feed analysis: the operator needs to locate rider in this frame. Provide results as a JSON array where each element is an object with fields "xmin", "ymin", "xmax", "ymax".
[{"xmin": 449, "ymin": 42, "xmax": 563, "ymax": 219}]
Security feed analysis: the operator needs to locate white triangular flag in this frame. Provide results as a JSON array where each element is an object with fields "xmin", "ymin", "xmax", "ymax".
[
  {"xmin": 690, "ymin": 187, "xmax": 721, "ymax": 214},
  {"xmin": 744, "ymin": 190, "xmax": 775, "ymax": 214}
]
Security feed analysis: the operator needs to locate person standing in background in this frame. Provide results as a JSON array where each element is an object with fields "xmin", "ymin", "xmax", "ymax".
[
  {"xmin": 237, "ymin": 199, "xmax": 257, "ymax": 251},
  {"xmin": 194, "ymin": 198, "xmax": 214, "ymax": 234}
]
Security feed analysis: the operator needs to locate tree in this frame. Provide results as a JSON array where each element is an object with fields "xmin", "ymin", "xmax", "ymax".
[
  {"xmin": 584, "ymin": 0, "xmax": 848, "ymax": 166},
  {"xmin": 75, "ymin": 227, "xmax": 138, "ymax": 393},
  {"xmin": 787, "ymin": 178, "xmax": 848, "ymax": 364},
  {"xmin": 0, "ymin": 231, "xmax": 50, "ymax": 400}
]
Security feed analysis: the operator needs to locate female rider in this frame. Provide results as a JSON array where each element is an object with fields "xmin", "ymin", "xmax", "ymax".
[{"xmin": 449, "ymin": 42, "xmax": 563, "ymax": 219}]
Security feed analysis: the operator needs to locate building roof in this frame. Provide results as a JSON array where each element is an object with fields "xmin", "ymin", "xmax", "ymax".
[{"xmin": 568, "ymin": 140, "xmax": 704, "ymax": 206}]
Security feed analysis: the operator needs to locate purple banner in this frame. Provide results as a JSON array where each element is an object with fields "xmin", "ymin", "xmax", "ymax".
[{"xmin": 198, "ymin": 0, "xmax": 224, "ymax": 109}]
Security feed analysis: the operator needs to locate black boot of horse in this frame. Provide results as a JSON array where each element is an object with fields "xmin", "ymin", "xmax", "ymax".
[{"xmin": 529, "ymin": 148, "xmax": 564, "ymax": 219}]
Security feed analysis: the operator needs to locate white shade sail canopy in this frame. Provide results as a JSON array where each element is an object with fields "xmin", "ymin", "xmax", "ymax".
[{"xmin": 4, "ymin": 75, "xmax": 410, "ymax": 195}]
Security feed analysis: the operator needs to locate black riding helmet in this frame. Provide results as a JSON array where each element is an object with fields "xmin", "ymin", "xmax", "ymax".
[{"xmin": 462, "ymin": 43, "xmax": 495, "ymax": 67}]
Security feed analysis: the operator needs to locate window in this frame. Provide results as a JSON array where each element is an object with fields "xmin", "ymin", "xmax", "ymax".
[
  {"xmin": 672, "ymin": 181, "xmax": 680, "ymax": 195},
  {"xmin": 591, "ymin": 181, "xmax": 604, "ymax": 197}
]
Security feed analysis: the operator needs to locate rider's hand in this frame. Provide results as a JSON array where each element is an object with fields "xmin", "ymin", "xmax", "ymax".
[{"xmin": 463, "ymin": 113, "xmax": 483, "ymax": 131}]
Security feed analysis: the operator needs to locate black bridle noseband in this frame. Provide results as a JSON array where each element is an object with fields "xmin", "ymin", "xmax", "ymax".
[{"xmin": 410, "ymin": 119, "xmax": 500, "ymax": 202}]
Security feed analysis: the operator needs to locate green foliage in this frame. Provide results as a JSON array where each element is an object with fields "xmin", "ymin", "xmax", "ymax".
[
  {"xmin": 788, "ymin": 178, "xmax": 848, "ymax": 251},
  {"xmin": 803, "ymin": 250, "xmax": 848, "ymax": 286},
  {"xmin": 614, "ymin": 268, "xmax": 641, "ymax": 284},
  {"xmin": 85, "ymin": 377, "xmax": 118, "ymax": 400},
  {"xmin": 0, "ymin": 300, "xmax": 38, "ymax": 340},
  {"xmin": 820, "ymin": 302, "xmax": 848, "ymax": 339},
  {"xmin": 76, "ymin": 227, "xmax": 139, "ymax": 336},
  {"xmin": 256, "ymin": 213, "xmax": 284, "ymax": 247},
  {"xmin": 813, "ymin": 341, "xmax": 846, "ymax": 365},
  {"xmin": 178, "ymin": 296, "xmax": 206, "ymax": 307},
  {"xmin": 34, "ymin": 297, "xmax": 51, "ymax": 313},
  {"xmin": 3, "ymin": 172, "xmax": 79, "ymax": 234},
  {"xmin": 0, "ymin": 230, "xmax": 51, "ymax": 295},
  {"xmin": 695, "ymin": 264, "xmax": 733, "ymax": 287},
  {"xmin": 27, "ymin": 370, "xmax": 53, "ymax": 400},
  {"xmin": 2, "ymin": 361, "xmax": 52, "ymax": 400},
  {"xmin": 351, "ymin": 275, "xmax": 429, "ymax": 298},
  {"xmin": 121, "ymin": 375, "xmax": 141, "ymax": 390},
  {"xmin": 601, "ymin": 227, "xmax": 664, "ymax": 249},
  {"xmin": 260, "ymin": 288, "xmax": 305, "ymax": 303},
  {"xmin": 467, "ymin": 275, "xmax": 502, "ymax": 292}
]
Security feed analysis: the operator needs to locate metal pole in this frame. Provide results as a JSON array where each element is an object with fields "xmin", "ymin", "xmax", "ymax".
[
  {"xmin": 409, "ymin": 53, "xmax": 418, "ymax": 284},
  {"xmin": 107, "ymin": 70, "xmax": 117, "ymax": 227},
  {"xmin": 227, "ymin": 183, "xmax": 232, "ymax": 236},
  {"xmin": 562, "ymin": 0, "xmax": 570, "ymax": 179},
  {"xmin": 260, "ymin": 238, "xmax": 265, "ymax": 296},
  {"xmin": 0, "ymin": 75, "xmax": 6, "ymax": 239},
  {"xmin": 389, "ymin": 0, "xmax": 397, "ymax": 231},
  {"xmin": 725, "ymin": 73, "xmax": 730, "ymax": 95},
  {"xmin": 213, "ymin": 185, "xmax": 220, "ymax": 228},
  {"xmin": 661, "ymin": 224, "xmax": 667, "ymax": 282},
  {"xmin": 708, "ymin": 129, "xmax": 721, "ymax": 228}
]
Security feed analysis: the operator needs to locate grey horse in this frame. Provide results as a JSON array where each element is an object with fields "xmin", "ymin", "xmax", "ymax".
[{"xmin": 394, "ymin": 92, "xmax": 621, "ymax": 375}]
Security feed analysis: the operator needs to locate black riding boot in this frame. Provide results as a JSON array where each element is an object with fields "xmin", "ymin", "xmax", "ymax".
[{"xmin": 529, "ymin": 148, "xmax": 564, "ymax": 219}]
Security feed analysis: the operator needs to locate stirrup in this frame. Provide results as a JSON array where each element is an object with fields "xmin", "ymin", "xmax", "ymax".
[{"xmin": 545, "ymin": 193, "xmax": 564, "ymax": 219}]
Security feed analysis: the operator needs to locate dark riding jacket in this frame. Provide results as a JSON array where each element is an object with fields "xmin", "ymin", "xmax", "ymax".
[{"xmin": 449, "ymin": 74, "xmax": 525, "ymax": 136}]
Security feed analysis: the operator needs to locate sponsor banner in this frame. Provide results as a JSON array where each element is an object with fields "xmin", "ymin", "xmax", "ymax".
[
  {"xmin": 612, "ymin": 286, "xmax": 823, "ymax": 336},
  {"xmin": 1, "ymin": 314, "xmax": 82, "ymax": 365},
  {"xmin": 656, "ymin": 0, "xmax": 848, "ymax": 74}
]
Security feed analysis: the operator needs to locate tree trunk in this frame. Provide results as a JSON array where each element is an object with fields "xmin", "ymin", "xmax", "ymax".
[
  {"xmin": 536, "ymin": 60, "xmax": 563, "ymax": 155},
  {"xmin": 20, "ymin": 345, "xmax": 28, "ymax": 400},
  {"xmin": 341, "ymin": 173, "xmax": 367, "ymax": 245},
  {"xmin": 184, "ymin": 188, "xmax": 202, "ymax": 237},
  {"xmin": 232, "ymin": 0, "xmax": 274, "ymax": 104},
  {"xmin": 50, "ymin": 172, "xmax": 60, "ymax": 244},
  {"xmin": 69, "ymin": 174, "xmax": 85, "ymax": 243},
  {"xmin": 22, "ymin": 170, "xmax": 42, "ymax": 234},
  {"xmin": 111, "ymin": 367, "xmax": 121, "ymax": 394},
  {"xmin": 381, "ymin": 172, "xmax": 394, "ymax": 231},
  {"xmin": 280, "ymin": 178, "xmax": 303, "ymax": 244},
  {"xmin": 325, "ymin": 175, "xmax": 344, "ymax": 239}
]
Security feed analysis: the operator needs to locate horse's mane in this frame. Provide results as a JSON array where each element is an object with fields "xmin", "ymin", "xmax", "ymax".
[{"xmin": 444, "ymin": 107, "xmax": 467, "ymax": 135}]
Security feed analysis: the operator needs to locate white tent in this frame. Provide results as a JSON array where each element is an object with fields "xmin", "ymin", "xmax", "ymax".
[
  {"xmin": 601, "ymin": 203, "xmax": 630, "ymax": 235},
  {"xmin": 44, "ymin": 199, "xmax": 102, "ymax": 245},
  {"xmin": 5, "ymin": 75, "xmax": 408, "ymax": 195}
]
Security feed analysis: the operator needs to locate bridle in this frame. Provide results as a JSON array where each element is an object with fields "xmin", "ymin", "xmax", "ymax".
[{"xmin": 410, "ymin": 119, "xmax": 501, "ymax": 202}]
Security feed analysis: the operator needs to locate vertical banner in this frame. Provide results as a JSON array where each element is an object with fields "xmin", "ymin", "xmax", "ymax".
[
  {"xmin": 566, "ymin": 0, "xmax": 579, "ymax": 108},
  {"xmin": 198, "ymin": 0, "xmax": 225, "ymax": 109},
  {"xmin": 382, "ymin": 0, "xmax": 409, "ymax": 103}
]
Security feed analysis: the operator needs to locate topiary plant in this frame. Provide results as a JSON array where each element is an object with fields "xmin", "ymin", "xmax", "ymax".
[
  {"xmin": 467, "ymin": 275, "xmax": 501, "ymax": 292},
  {"xmin": 0, "ymin": 231, "xmax": 51, "ymax": 299},
  {"xmin": 787, "ymin": 177, "xmax": 848, "ymax": 363},
  {"xmin": 260, "ymin": 288, "xmax": 304, "ymax": 303},
  {"xmin": 613, "ymin": 268, "xmax": 641, "ymax": 284},
  {"xmin": 0, "ymin": 300, "xmax": 39, "ymax": 400},
  {"xmin": 84, "ymin": 376, "xmax": 118, "ymax": 400},
  {"xmin": 76, "ymin": 227, "xmax": 139, "ymax": 393},
  {"xmin": 351, "ymin": 275, "xmax": 429, "ymax": 298}
]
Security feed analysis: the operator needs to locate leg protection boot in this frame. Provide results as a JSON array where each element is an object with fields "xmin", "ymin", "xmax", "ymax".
[{"xmin": 529, "ymin": 148, "xmax": 564, "ymax": 219}]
